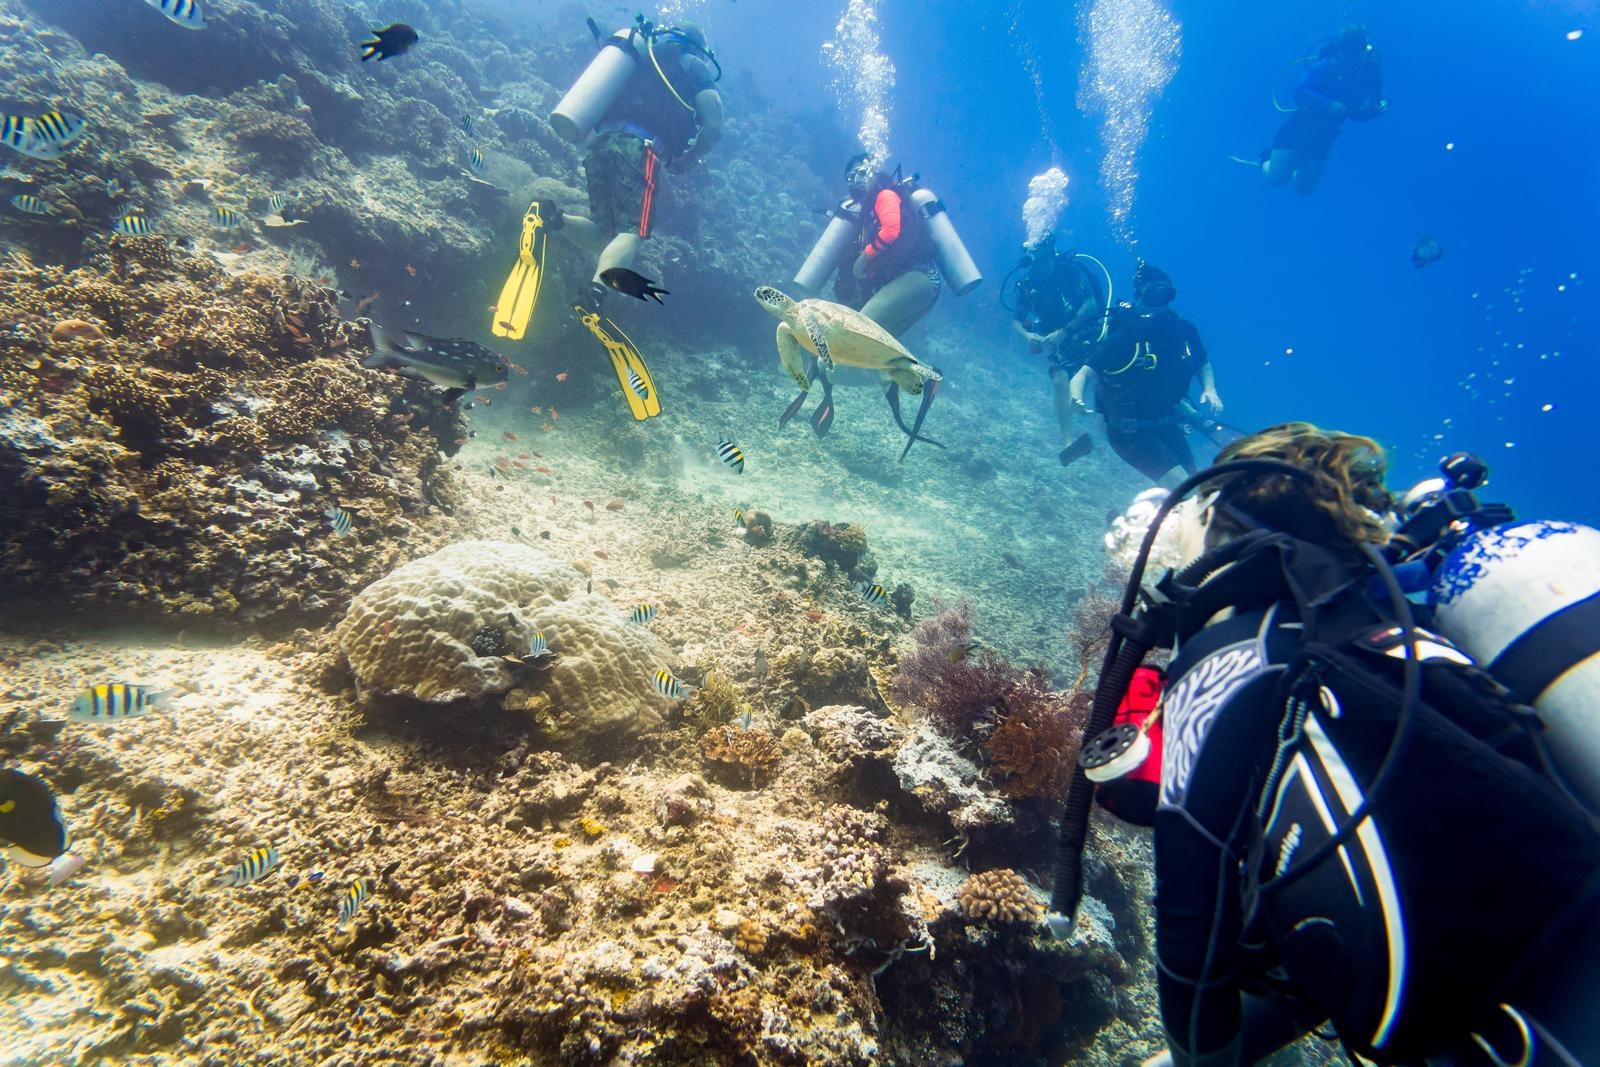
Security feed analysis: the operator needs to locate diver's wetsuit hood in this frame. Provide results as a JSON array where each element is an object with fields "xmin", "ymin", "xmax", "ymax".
[{"xmin": 1133, "ymin": 261, "xmax": 1177, "ymax": 307}]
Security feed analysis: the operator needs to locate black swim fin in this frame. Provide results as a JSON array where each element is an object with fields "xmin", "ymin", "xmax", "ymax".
[
  {"xmin": 810, "ymin": 366, "xmax": 835, "ymax": 438},
  {"xmin": 778, "ymin": 354, "xmax": 818, "ymax": 430},
  {"xmin": 885, "ymin": 380, "xmax": 945, "ymax": 461}
]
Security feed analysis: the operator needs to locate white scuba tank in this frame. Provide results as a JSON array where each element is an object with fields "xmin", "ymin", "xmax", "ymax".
[
  {"xmin": 793, "ymin": 199, "xmax": 862, "ymax": 294},
  {"xmin": 908, "ymin": 186, "xmax": 983, "ymax": 296},
  {"xmin": 1430, "ymin": 520, "xmax": 1600, "ymax": 810},
  {"xmin": 550, "ymin": 30, "xmax": 641, "ymax": 145}
]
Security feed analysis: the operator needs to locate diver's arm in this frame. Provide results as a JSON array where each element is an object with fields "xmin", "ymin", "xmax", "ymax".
[
  {"xmin": 1197, "ymin": 362, "xmax": 1222, "ymax": 413},
  {"xmin": 686, "ymin": 88, "xmax": 724, "ymax": 161},
  {"xmin": 1069, "ymin": 365, "xmax": 1094, "ymax": 409},
  {"xmin": 1293, "ymin": 61, "xmax": 1344, "ymax": 115},
  {"xmin": 1013, "ymin": 318, "xmax": 1044, "ymax": 346}
]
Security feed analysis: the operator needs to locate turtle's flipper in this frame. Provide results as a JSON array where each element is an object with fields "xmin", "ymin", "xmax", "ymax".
[
  {"xmin": 493, "ymin": 202, "xmax": 548, "ymax": 340},
  {"xmin": 885, "ymin": 379, "xmax": 946, "ymax": 461},
  {"xmin": 798, "ymin": 307, "xmax": 834, "ymax": 373},
  {"xmin": 778, "ymin": 352, "xmax": 818, "ymax": 429},
  {"xmin": 811, "ymin": 365, "xmax": 835, "ymax": 438},
  {"xmin": 575, "ymin": 305, "xmax": 661, "ymax": 420},
  {"xmin": 776, "ymin": 323, "xmax": 811, "ymax": 390}
]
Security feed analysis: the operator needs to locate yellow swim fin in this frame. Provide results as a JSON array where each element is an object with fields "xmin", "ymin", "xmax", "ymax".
[
  {"xmin": 492, "ymin": 202, "xmax": 548, "ymax": 340},
  {"xmin": 573, "ymin": 304, "xmax": 661, "ymax": 420}
]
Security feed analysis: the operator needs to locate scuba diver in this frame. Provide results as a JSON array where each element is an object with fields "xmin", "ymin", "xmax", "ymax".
[
  {"xmin": 1004, "ymin": 233, "xmax": 1109, "ymax": 466},
  {"xmin": 1067, "ymin": 262, "xmax": 1222, "ymax": 484},
  {"xmin": 783, "ymin": 156, "xmax": 982, "ymax": 448},
  {"xmin": 1054, "ymin": 425, "xmax": 1600, "ymax": 1067},
  {"xmin": 1254, "ymin": 24, "xmax": 1387, "ymax": 195},
  {"xmin": 492, "ymin": 15, "xmax": 724, "ymax": 419}
]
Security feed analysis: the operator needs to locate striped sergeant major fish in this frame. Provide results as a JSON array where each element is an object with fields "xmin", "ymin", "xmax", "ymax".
[
  {"xmin": 0, "ymin": 115, "xmax": 63, "ymax": 160},
  {"xmin": 626, "ymin": 365, "xmax": 649, "ymax": 400},
  {"xmin": 856, "ymin": 581, "xmax": 890, "ymax": 608},
  {"xmin": 144, "ymin": 0, "xmax": 207, "ymax": 30},
  {"xmin": 529, "ymin": 630, "xmax": 548, "ymax": 655},
  {"xmin": 30, "ymin": 111, "xmax": 87, "ymax": 148},
  {"xmin": 224, "ymin": 846, "xmax": 282, "ymax": 888},
  {"xmin": 652, "ymin": 669, "xmax": 695, "ymax": 700},
  {"xmin": 324, "ymin": 506, "xmax": 353, "ymax": 537},
  {"xmin": 113, "ymin": 213, "xmax": 153, "ymax": 237},
  {"xmin": 628, "ymin": 604, "xmax": 657, "ymax": 626},
  {"xmin": 714, "ymin": 436, "xmax": 745, "ymax": 474},
  {"xmin": 338, "ymin": 877, "xmax": 375, "ymax": 926},
  {"xmin": 71, "ymin": 683, "xmax": 178, "ymax": 722}
]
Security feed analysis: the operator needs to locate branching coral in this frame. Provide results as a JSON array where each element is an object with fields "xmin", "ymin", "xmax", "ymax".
[
  {"xmin": 958, "ymin": 868, "xmax": 1043, "ymax": 925},
  {"xmin": 699, "ymin": 725, "xmax": 782, "ymax": 787}
]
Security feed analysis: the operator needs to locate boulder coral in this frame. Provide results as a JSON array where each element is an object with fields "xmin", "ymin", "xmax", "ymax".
[{"xmin": 336, "ymin": 541, "xmax": 673, "ymax": 747}]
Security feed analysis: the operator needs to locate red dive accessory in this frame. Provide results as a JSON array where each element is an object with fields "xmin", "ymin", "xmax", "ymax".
[{"xmin": 1079, "ymin": 665, "xmax": 1164, "ymax": 826}]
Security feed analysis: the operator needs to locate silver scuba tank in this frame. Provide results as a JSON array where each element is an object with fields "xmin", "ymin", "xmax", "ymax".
[
  {"xmin": 908, "ymin": 186, "xmax": 983, "ymax": 296},
  {"xmin": 1430, "ymin": 519, "xmax": 1600, "ymax": 811},
  {"xmin": 550, "ymin": 30, "xmax": 640, "ymax": 145},
  {"xmin": 793, "ymin": 199, "xmax": 862, "ymax": 294}
]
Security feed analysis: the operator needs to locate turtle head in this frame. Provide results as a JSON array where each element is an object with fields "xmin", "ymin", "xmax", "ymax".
[{"xmin": 753, "ymin": 285, "xmax": 795, "ymax": 320}]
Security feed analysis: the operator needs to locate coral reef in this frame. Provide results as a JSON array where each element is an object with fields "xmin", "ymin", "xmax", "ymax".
[
  {"xmin": 699, "ymin": 724, "xmax": 784, "ymax": 787},
  {"xmin": 959, "ymin": 868, "xmax": 1046, "ymax": 926},
  {"xmin": 988, "ymin": 674, "xmax": 1090, "ymax": 801},
  {"xmin": 798, "ymin": 519, "xmax": 876, "ymax": 580},
  {"xmin": 0, "ymin": 247, "xmax": 458, "ymax": 627}
]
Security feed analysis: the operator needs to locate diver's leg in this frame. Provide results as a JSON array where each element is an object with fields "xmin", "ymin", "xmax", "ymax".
[
  {"xmin": 558, "ymin": 215, "xmax": 611, "ymax": 256},
  {"xmin": 1050, "ymin": 365, "xmax": 1077, "ymax": 447},
  {"xmin": 859, "ymin": 271, "xmax": 939, "ymax": 338},
  {"xmin": 1263, "ymin": 149, "xmax": 1297, "ymax": 188},
  {"xmin": 1293, "ymin": 156, "xmax": 1325, "ymax": 196},
  {"xmin": 596, "ymin": 232, "xmax": 642, "ymax": 282}
]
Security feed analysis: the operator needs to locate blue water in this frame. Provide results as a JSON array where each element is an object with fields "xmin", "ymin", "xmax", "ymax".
[{"xmin": 697, "ymin": 0, "xmax": 1598, "ymax": 524}]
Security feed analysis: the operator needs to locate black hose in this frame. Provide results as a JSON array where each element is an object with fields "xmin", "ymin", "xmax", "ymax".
[{"xmin": 1046, "ymin": 460, "xmax": 1315, "ymax": 927}]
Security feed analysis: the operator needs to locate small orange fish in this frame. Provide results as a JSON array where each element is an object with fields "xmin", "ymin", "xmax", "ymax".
[
  {"xmin": 542, "ymin": 422, "xmax": 553, "ymax": 432},
  {"xmin": 550, "ymin": 407, "xmax": 559, "ymax": 421},
  {"xmin": 479, "ymin": 396, "xmax": 492, "ymax": 406},
  {"xmin": 232, "ymin": 241, "xmax": 254, "ymax": 254},
  {"xmin": 454, "ymin": 436, "xmax": 468, "ymax": 446},
  {"xmin": 555, "ymin": 372, "xmax": 569, "ymax": 382},
  {"xmin": 508, "ymin": 361, "xmax": 528, "ymax": 376},
  {"xmin": 405, "ymin": 264, "xmax": 418, "ymax": 277},
  {"xmin": 593, "ymin": 549, "xmax": 610, "ymax": 560},
  {"xmin": 350, "ymin": 258, "xmax": 362, "ymax": 269},
  {"xmin": 315, "ymin": 276, "xmax": 331, "ymax": 285},
  {"xmin": 535, "ymin": 466, "xmax": 552, "ymax": 474},
  {"xmin": 355, "ymin": 291, "xmax": 381, "ymax": 315},
  {"xmin": 584, "ymin": 500, "xmax": 596, "ymax": 512},
  {"xmin": 502, "ymin": 430, "xmax": 518, "ymax": 441},
  {"xmin": 605, "ymin": 499, "xmax": 624, "ymax": 512},
  {"xmin": 531, "ymin": 405, "xmax": 543, "ymax": 415},
  {"xmin": 517, "ymin": 452, "xmax": 531, "ymax": 459},
  {"xmin": 494, "ymin": 382, "xmax": 508, "ymax": 391}
]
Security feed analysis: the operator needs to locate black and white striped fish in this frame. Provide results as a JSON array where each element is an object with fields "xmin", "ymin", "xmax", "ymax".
[
  {"xmin": 31, "ymin": 111, "xmax": 86, "ymax": 147},
  {"xmin": 626, "ymin": 366, "xmax": 649, "ymax": 400},
  {"xmin": 224, "ymin": 846, "xmax": 282, "ymax": 888},
  {"xmin": 628, "ymin": 604, "xmax": 657, "ymax": 626},
  {"xmin": 652, "ymin": 669, "xmax": 694, "ymax": 700},
  {"xmin": 9, "ymin": 194, "xmax": 49, "ymax": 215},
  {"xmin": 856, "ymin": 581, "xmax": 890, "ymax": 608},
  {"xmin": 324, "ymin": 506, "xmax": 353, "ymax": 537},
  {"xmin": 266, "ymin": 191, "xmax": 295, "ymax": 214},
  {"xmin": 71, "ymin": 683, "xmax": 178, "ymax": 722},
  {"xmin": 465, "ymin": 146, "xmax": 486, "ymax": 175},
  {"xmin": 714, "ymin": 436, "xmax": 745, "ymax": 474},
  {"xmin": 113, "ymin": 213, "xmax": 153, "ymax": 237},
  {"xmin": 338, "ymin": 877, "xmax": 375, "ymax": 925},
  {"xmin": 529, "ymin": 630, "xmax": 548, "ymax": 655},
  {"xmin": 0, "ymin": 115, "xmax": 64, "ymax": 160},
  {"xmin": 144, "ymin": 0, "xmax": 206, "ymax": 30},
  {"xmin": 211, "ymin": 205, "xmax": 245, "ymax": 229}
]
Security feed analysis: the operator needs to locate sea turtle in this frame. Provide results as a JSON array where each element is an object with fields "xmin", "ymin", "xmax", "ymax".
[{"xmin": 753, "ymin": 286, "xmax": 941, "ymax": 396}]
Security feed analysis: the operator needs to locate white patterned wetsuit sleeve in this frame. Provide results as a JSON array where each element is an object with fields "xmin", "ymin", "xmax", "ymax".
[{"xmin": 1153, "ymin": 606, "xmax": 1293, "ymax": 1064}]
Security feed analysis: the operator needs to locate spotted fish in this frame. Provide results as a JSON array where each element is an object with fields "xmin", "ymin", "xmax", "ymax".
[{"xmin": 364, "ymin": 323, "xmax": 510, "ymax": 401}]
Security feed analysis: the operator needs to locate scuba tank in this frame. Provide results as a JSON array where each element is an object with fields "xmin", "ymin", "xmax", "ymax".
[
  {"xmin": 1389, "ymin": 452, "xmax": 1600, "ymax": 810},
  {"xmin": 907, "ymin": 186, "xmax": 982, "ymax": 296},
  {"xmin": 793, "ymin": 198, "xmax": 862, "ymax": 294},
  {"xmin": 550, "ymin": 28, "xmax": 641, "ymax": 145}
]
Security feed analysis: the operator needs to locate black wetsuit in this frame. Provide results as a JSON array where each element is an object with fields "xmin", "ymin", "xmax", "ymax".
[
  {"xmin": 1015, "ymin": 257, "xmax": 1103, "ymax": 373},
  {"xmin": 1088, "ymin": 304, "xmax": 1209, "ymax": 481},
  {"xmin": 1273, "ymin": 49, "xmax": 1384, "ymax": 162},
  {"xmin": 1157, "ymin": 598, "xmax": 1600, "ymax": 1067}
]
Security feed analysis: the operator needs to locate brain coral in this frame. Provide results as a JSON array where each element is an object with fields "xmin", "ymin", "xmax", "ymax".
[{"xmin": 336, "ymin": 542, "xmax": 672, "ymax": 744}]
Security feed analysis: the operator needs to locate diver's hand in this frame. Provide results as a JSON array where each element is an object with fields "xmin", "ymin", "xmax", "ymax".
[
  {"xmin": 1199, "ymin": 388, "xmax": 1223, "ymax": 414},
  {"xmin": 1071, "ymin": 392, "xmax": 1091, "ymax": 414},
  {"xmin": 851, "ymin": 253, "xmax": 869, "ymax": 280},
  {"xmin": 1043, "ymin": 328, "xmax": 1066, "ymax": 348}
]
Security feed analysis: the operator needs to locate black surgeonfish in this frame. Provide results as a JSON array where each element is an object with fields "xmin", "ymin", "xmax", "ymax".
[
  {"xmin": 599, "ymin": 267, "xmax": 670, "ymax": 304},
  {"xmin": 361, "ymin": 23, "xmax": 418, "ymax": 62},
  {"xmin": 0, "ymin": 769, "xmax": 69, "ymax": 868}
]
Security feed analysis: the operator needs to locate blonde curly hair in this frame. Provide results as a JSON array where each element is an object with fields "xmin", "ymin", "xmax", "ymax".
[{"xmin": 1207, "ymin": 422, "xmax": 1394, "ymax": 558}]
